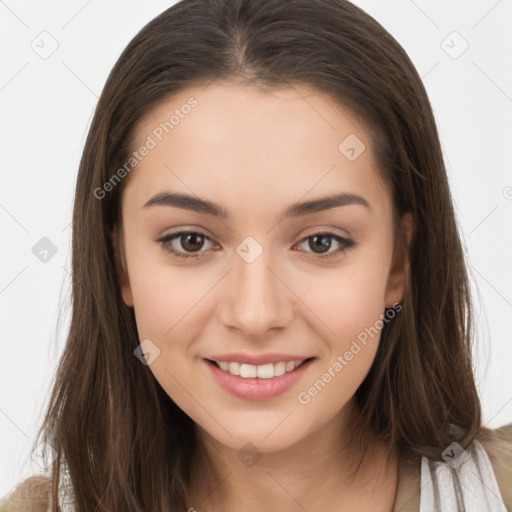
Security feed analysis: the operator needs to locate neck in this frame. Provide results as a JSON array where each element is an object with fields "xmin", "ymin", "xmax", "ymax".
[{"xmin": 185, "ymin": 403, "xmax": 398, "ymax": 512}]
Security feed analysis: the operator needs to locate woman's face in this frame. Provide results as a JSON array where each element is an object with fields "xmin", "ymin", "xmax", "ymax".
[{"xmin": 114, "ymin": 82, "xmax": 411, "ymax": 453}]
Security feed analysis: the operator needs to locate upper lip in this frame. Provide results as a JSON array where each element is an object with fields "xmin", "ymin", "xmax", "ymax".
[{"xmin": 206, "ymin": 353, "xmax": 314, "ymax": 366}]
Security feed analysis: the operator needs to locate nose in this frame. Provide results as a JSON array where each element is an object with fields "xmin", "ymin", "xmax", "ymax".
[{"xmin": 217, "ymin": 247, "xmax": 294, "ymax": 339}]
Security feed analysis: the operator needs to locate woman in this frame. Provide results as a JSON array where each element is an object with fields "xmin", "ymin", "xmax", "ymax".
[{"xmin": 2, "ymin": 0, "xmax": 511, "ymax": 511}]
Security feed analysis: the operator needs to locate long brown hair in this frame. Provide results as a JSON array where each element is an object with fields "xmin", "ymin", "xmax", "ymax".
[{"xmin": 19, "ymin": 0, "xmax": 485, "ymax": 509}]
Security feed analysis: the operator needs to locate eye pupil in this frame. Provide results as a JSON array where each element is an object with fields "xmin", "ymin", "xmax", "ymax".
[
  {"xmin": 310, "ymin": 234, "xmax": 332, "ymax": 253},
  {"xmin": 182, "ymin": 233, "xmax": 204, "ymax": 252}
]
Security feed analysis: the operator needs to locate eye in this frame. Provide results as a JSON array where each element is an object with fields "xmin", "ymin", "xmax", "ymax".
[
  {"xmin": 157, "ymin": 231, "xmax": 216, "ymax": 259},
  {"xmin": 295, "ymin": 231, "xmax": 355, "ymax": 258}
]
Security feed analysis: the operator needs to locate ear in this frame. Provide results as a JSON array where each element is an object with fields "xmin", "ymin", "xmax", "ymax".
[
  {"xmin": 111, "ymin": 226, "xmax": 134, "ymax": 307},
  {"xmin": 384, "ymin": 212, "xmax": 413, "ymax": 308}
]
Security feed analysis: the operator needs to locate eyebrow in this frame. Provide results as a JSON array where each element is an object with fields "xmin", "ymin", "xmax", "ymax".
[{"xmin": 142, "ymin": 191, "xmax": 372, "ymax": 219}]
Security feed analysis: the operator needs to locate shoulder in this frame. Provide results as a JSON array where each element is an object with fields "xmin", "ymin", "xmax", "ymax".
[
  {"xmin": 477, "ymin": 423, "xmax": 512, "ymax": 509},
  {"xmin": 393, "ymin": 424, "xmax": 512, "ymax": 512},
  {"xmin": 0, "ymin": 475, "xmax": 51, "ymax": 512}
]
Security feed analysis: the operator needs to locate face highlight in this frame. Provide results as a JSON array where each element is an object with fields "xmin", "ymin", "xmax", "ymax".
[{"xmin": 113, "ymin": 82, "xmax": 411, "ymax": 454}]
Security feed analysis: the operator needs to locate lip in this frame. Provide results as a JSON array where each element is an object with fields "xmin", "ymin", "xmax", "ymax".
[
  {"xmin": 204, "ymin": 357, "xmax": 316, "ymax": 400},
  {"xmin": 206, "ymin": 352, "xmax": 313, "ymax": 366}
]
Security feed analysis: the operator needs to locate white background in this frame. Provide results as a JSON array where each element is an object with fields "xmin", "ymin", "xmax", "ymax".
[{"xmin": 1, "ymin": 0, "xmax": 511, "ymax": 500}]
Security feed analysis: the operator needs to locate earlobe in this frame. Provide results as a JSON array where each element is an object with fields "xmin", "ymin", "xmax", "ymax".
[
  {"xmin": 111, "ymin": 227, "xmax": 134, "ymax": 307},
  {"xmin": 384, "ymin": 212, "xmax": 413, "ymax": 308}
]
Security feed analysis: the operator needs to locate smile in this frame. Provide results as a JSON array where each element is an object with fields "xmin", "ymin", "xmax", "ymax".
[
  {"xmin": 204, "ymin": 357, "xmax": 316, "ymax": 400},
  {"xmin": 212, "ymin": 359, "xmax": 307, "ymax": 379}
]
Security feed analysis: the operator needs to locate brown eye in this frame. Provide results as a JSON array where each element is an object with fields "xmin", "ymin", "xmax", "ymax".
[
  {"xmin": 308, "ymin": 234, "xmax": 333, "ymax": 254},
  {"xmin": 157, "ymin": 231, "xmax": 215, "ymax": 259},
  {"xmin": 296, "ymin": 232, "xmax": 355, "ymax": 258},
  {"xmin": 180, "ymin": 233, "xmax": 205, "ymax": 252}
]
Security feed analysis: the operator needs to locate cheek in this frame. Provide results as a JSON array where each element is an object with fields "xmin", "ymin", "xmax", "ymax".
[
  {"xmin": 124, "ymin": 228, "xmax": 213, "ymax": 340},
  {"xmin": 130, "ymin": 269, "xmax": 217, "ymax": 356},
  {"xmin": 127, "ymin": 260, "xmax": 214, "ymax": 412},
  {"xmin": 299, "ymin": 250, "xmax": 392, "ymax": 347},
  {"xmin": 293, "ymin": 246, "xmax": 392, "ymax": 398},
  {"xmin": 294, "ymin": 268, "xmax": 391, "ymax": 426}
]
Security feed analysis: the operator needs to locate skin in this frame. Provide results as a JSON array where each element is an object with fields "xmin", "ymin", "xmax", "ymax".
[{"xmin": 113, "ymin": 82, "xmax": 415, "ymax": 512}]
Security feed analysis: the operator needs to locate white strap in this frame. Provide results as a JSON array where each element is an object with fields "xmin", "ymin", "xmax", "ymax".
[{"xmin": 420, "ymin": 439, "xmax": 508, "ymax": 511}]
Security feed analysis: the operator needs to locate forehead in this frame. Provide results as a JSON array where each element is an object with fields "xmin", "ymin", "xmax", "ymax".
[{"xmin": 124, "ymin": 82, "xmax": 391, "ymax": 218}]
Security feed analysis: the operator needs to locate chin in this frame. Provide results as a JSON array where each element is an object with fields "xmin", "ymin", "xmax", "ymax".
[{"xmin": 195, "ymin": 411, "xmax": 316, "ymax": 455}]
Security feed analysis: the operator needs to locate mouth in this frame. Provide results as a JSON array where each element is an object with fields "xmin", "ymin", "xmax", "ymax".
[
  {"xmin": 204, "ymin": 356, "xmax": 316, "ymax": 401},
  {"xmin": 206, "ymin": 357, "xmax": 315, "ymax": 379}
]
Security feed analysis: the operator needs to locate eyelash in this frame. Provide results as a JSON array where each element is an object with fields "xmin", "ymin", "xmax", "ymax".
[{"xmin": 156, "ymin": 230, "xmax": 356, "ymax": 260}]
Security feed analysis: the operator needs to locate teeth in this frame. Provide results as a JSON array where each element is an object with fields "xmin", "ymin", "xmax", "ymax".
[
  {"xmin": 214, "ymin": 359, "xmax": 307, "ymax": 379},
  {"xmin": 240, "ymin": 364, "xmax": 257, "ymax": 378},
  {"xmin": 229, "ymin": 362, "xmax": 240, "ymax": 376},
  {"xmin": 274, "ymin": 362, "xmax": 286, "ymax": 376}
]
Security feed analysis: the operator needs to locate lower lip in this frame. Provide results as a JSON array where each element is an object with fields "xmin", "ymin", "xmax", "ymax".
[{"xmin": 204, "ymin": 358, "xmax": 315, "ymax": 400}]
